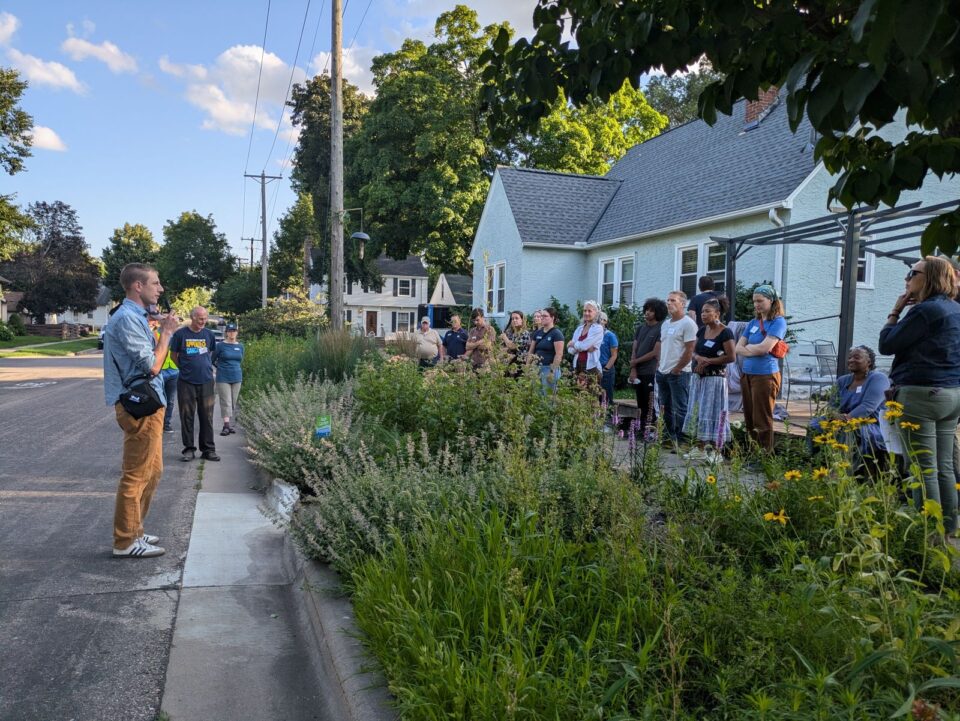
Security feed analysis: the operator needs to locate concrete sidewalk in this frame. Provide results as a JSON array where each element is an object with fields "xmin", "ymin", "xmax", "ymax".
[{"xmin": 160, "ymin": 428, "xmax": 329, "ymax": 721}]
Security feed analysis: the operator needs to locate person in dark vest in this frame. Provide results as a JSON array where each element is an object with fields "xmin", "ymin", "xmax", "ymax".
[{"xmin": 687, "ymin": 275, "xmax": 718, "ymax": 328}]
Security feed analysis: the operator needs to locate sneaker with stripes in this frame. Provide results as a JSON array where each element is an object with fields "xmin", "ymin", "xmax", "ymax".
[{"xmin": 113, "ymin": 537, "xmax": 165, "ymax": 558}]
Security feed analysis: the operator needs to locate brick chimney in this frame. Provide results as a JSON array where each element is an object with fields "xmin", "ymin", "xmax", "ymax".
[{"xmin": 745, "ymin": 87, "xmax": 780, "ymax": 126}]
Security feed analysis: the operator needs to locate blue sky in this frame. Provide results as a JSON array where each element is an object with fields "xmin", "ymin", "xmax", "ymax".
[{"xmin": 1, "ymin": 1, "xmax": 534, "ymax": 262}]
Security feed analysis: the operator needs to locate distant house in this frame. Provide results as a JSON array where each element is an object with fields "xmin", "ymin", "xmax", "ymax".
[
  {"xmin": 49, "ymin": 285, "xmax": 113, "ymax": 328},
  {"xmin": 0, "ymin": 274, "xmax": 10, "ymax": 323},
  {"xmin": 470, "ymin": 90, "xmax": 960, "ymax": 350},
  {"xmin": 311, "ymin": 254, "xmax": 428, "ymax": 338},
  {"xmin": 0, "ymin": 289, "xmax": 29, "ymax": 325}
]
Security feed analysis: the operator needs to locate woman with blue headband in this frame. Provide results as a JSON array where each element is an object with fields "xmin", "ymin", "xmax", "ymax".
[{"xmin": 735, "ymin": 284, "xmax": 787, "ymax": 451}]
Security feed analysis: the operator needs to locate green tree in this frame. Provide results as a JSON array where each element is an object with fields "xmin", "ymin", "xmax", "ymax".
[
  {"xmin": 518, "ymin": 81, "xmax": 667, "ymax": 174},
  {"xmin": 645, "ymin": 58, "xmax": 724, "ymax": 128},
  {"xmin": 0, "ymin": 68, "xmax": 34, "ymax": 261},
  {"xmin": 482, "ymin": 0, "xmax": 960, "ymax": 256},
  {"xmin": 212, "ymin": 266, "xmax": 279, "ymax": 316},
  {"xmin": 270, "ymin": 194, "xmax": 315, "ymax": 292},
  {"xmin": 157, "ymin": 211, "xmax": 234, "ymax": 297},
  {"xmin": 349, "ymin": 6, "xmax": 506, "ymax": 273},
  {"xmin": 101, "ymin": 223, "xmax": 159, "ymax": 301},
  {"xmin": 0, "ymin": 201, "xmax": 101, "ymax": 322},
  {"xmin": 287, "ymin": 74, "xmax": 374, "ymax": 288},
  {"xmin": 170, "ymin": 286, "xmax": 214, "ymax": 318}
]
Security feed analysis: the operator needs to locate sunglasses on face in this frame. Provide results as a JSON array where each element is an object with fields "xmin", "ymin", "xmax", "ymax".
[{"xmin": 906, "ymin": 269, "xmax": 924, "ymax": 280}]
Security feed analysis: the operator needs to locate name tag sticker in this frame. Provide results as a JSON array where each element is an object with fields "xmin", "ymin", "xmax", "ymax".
[
  {"xmin": 749, "ymin": 326, "xmax": 758, "ymax": 334},
  {"xmin": 667, "ymin": 328, "xmax": 677, "ymax": 335},
  {"xmin": 856, "ymin": 386, "xmax": 863, "ymax": 394},
  {"xmin": 704, "ymin": 340, "xmax": 715, "ymax": 348}
]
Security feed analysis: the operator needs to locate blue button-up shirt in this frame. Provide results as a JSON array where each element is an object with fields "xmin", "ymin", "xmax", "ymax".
[{"xmin": 103, "ymin": 299, "xmax": 165, "ymax": 407}]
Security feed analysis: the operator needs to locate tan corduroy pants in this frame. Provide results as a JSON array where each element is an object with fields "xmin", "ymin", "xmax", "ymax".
[{"xmin": 113, "ymin": 404, "xmax": 164, "ymax": 549}]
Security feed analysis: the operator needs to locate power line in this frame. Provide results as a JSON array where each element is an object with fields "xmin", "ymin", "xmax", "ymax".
[
  {"xmin": 262, "ymin": 0, "xmax": 313, "ymax": 173},
  {"xmin": 347, "ymin": 0, "xmax": 374, "ymax": 50},
  {"xmin": 241, "ymin": 0, "xmax": 273, "ymax": 248}
]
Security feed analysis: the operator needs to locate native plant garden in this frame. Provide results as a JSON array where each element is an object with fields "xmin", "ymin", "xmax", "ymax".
[{"xmin": 241, "ymin": 334, "xmax": 960, "ymax": 720}]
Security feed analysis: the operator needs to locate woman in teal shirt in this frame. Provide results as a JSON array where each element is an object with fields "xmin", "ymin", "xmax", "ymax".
[{"xmin": 211, "ymin": 322, "xmax": 245, "ymax": 435}]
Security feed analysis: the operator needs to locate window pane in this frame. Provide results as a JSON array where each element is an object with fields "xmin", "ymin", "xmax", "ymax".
[
  {"xmin": 497, "ymin": 289, "xmax": 505, "ymax": 313},
  {"xmin": 681, "ymin": 275, "xmax": 697, "ymax": 298},
  {"xmin": 602, "ymin": 261, "xmax": 614, "ymax": 283},
  {"xmin": 709, "ymin": 272, "xmax": 726, "ymax": 295},
  {"xmin": 681, "ymin": 248, "xmax": 698, "ymax": 274},
  {"xmin": 496, "ymin": 264, "xmax": 505, "ymax": 290},
  {"xmin": 621, "ymin": 259, "xmax": 633, "ymax": 283},
  {"xmin": 619, "ymin": 282, "xmax": 633, "ymax": 307},
  {"xmin": 707, "ymin": 244, "xmax": 726, "ymax": 272},
  {"xmin": 601, "ymin": 283, "xmax": 614, "ymax": 306}
]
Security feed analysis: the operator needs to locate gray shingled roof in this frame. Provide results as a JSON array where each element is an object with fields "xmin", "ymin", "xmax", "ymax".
[
  {"xmin": 375, "ymin": 254, "xmax": 428, "ymax": 277},
  {"xmin": 588, "ymin": 96, "xmax": 817, "ymax": 243},
  {"xmin": 497, "ymin": 167, "xmax": 621, "ymax": 245},
  {"xmin": 443, "ymin": 274, "xmax": 472, "ymax": 304}
]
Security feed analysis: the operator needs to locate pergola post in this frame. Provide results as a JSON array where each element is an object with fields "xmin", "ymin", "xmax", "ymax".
[
  {"xmin": 725, "ymin": 240, "xmax": 737, "ymax": 323},
  {"xmin": 836, "ymin": 211, "xmax": 860, "ymax": 373}
]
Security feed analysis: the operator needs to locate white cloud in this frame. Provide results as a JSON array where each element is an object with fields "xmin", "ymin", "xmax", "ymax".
[
  {"xmin": 29, "ymin": 125, "xmax": 67, "ymax": 151},
  {"xmin": 62, "ymin": 37, "xmax": 137, "ymax": 74},
  {"xmin": 162, "ymin": 44, "xmax": 309, "ymax": 136},
  {"xmin": 0, "ymin": 11, "xmax": 18, "ymax": 45},
  {"xmin": 310, "ymin": 46, "xmax": 376, "ymax": 96},
  {"xmin": 66, "ymin": 19, "xmax": 96, "ymax": 38},
  {"xmin": 7, "ymin": 48, "xmax": 85, "ymax": 93}
]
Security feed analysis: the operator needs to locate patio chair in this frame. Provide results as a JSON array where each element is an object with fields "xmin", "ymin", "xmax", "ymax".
[{"xmin": 783, "ymin": 340, "xmax": 837, "ymax": 417}]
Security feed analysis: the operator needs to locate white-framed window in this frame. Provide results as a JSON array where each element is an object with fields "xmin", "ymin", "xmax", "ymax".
[
  {"xmin": 392, "ymin": 311, "xmax": 415, "ymax": 333},
  {"xmin": 675, "ymin": 242, "xmax": 727, "ymax": 298},
  {"xmin": 836, "ymin": 245, "xmax": 874, "ymax": 288},
  {"xmin": 598, "ymin": 256, "xmax": 635, "ymax": 307},
  {"xmin": 392, "ymin": 278, "xmax": 416, "ymax": 297},
  {"xmin": 345, "ymin": 309, "xmax": 353, "ymax": 322},
  {"xmin": 485, "ymin": 262, "xmax": 505, "ymax": 315}
]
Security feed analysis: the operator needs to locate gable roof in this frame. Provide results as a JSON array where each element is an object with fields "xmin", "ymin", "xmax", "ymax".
[
  {"xmin": 497, "ymin": 167, "xmax": 621, "ymax": 246},
  {"xmin": 440, "ymin": 273, "xmax": 473, "ymax": 304},
  {"xmin": 588, "ymin": 96, "xmax": 816, "ymax": 243},
  {"xmin": 375, "ymin": 254, "xmax": 428, "ymax": 277}
]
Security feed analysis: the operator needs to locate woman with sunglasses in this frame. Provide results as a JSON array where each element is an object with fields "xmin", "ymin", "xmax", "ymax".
[{"xmin": 879, "ymin": 256, "xmax": 960, "ymax": 544}]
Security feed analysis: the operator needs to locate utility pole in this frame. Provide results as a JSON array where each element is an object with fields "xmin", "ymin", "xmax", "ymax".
[
  {"xmin": 245, "ymin": 171, "xmax": 282, "ymax": 307},
  {"xmin": 329, "ymin": 0, "xmax": 345, "ymax": 329},
  {"xmin": 241, "ymin": 237, "xmax": 258, "ymax": 267},
  {"xmin": 303, "ymin": 234, "xmax": 312, "ymax": 295}
]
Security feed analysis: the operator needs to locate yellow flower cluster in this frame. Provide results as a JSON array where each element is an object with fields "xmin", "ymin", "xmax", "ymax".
[
  {"xmin": 812, "ymin": 467, "xmax": 829, "ymax": 480},
  {"xmin": 783, "ymin": 470, "xmax": 802, "ymax": 481},
  {"xmin": 763, "ymin": 508, "xmax": 789, "ymax": 525},
  {"xmin": 706, "ymin": 474, "xmax": 717, "ymax": 485},
  {"xmin": 884, "ymin": 400, "xmax": 905, "ymax": 421},
  {"xmin": 807, "ymin": 495, "xmax": 825, "ymax": 502},
  {"xmin": 899, "ymin": 421, "xmax": 920, "ymax": 431}
]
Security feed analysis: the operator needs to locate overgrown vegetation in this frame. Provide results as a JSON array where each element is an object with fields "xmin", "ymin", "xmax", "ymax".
[{"xmin": 244, "ymin": 349, "xmax": 960, "ymax": 720}]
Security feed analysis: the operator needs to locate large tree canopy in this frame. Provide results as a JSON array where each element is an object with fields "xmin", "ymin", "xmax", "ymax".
[
  {"xmin": 156, "ymin": 211, "xmax": 234, "ymax": 297},
  {"xmin": 0, "ymin": 67, "xmax": 33, "ymax": 261},
  {"xmin": 645, "ymin": 59, "xmax": 724, "ymax": 128},
  {"xmin": 101, "ymin": 223, "xmax": 159, "ymax": 301},
  {"xmin": 0, "ymin": 201, "xmax": 101, "ymax": 322},
  {"xmin": 482, "ymin": 0, "xmax": 960, "ymax": 256}
]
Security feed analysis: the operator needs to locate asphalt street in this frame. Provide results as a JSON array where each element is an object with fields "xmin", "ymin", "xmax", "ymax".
[{"xmin": 0, "ymin": 354, "xmax": 199, "ymax": 721}]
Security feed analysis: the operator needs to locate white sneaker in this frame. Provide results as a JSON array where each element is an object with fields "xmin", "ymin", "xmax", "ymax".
[
  {"xmin": 113, "ymin": 537, "xmax": 165, "ymax": 558},
  {"xmin": 142, "ymin": 533, "xmax": 159, "ymax": 544}
]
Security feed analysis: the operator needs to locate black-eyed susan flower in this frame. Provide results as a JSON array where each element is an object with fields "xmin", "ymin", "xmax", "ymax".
[
  {"xmin": 812, "ymin": 467, "xmax": 829, "ymax": 480},
  {"xmin": 807, "ymin": 495, "xmax": 825, "ymax": 502},
  {"xmin": 900, "ymin": 421, "xmax": 920, "ymax": 431},
  {"xmin": 706, "ymin": 474, "xmax": 717, "ymax": 485},
  {"xmin": 763, "ymin": 508, "xmax": 789, "ymax": 525}
]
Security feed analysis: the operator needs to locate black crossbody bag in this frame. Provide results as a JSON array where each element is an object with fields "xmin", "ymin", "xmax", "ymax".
[{"xmin": 112, "ymin": 357, "xmax": 163, "ymax": 419}]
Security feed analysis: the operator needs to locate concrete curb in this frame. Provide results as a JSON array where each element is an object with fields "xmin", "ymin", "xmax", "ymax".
[{"xmin": 262, "ymin": 476, "xmax": 397, "ymax": 721}]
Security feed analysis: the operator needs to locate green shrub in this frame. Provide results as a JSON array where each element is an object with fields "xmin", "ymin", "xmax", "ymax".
[
  {"xmin": 238, "ymin": 293, "xmax": 327, "ymax": 338},
  {"xmin": 301, "ymin": 328, "xmax": 377, "ymax": 382},
  {"xmin": 0, "ymin": 321, "xmax": 12, "ymax": 342},
  {"xmin": 241, "ymin": 335, "xmax": 311, "ymax": 394},
  {"xmin": 7, "ymin": 313, "xmax": 26, "ymax": 335}
]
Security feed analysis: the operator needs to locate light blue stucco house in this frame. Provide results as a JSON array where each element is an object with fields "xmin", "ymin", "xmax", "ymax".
[{"xmin": 470, "ymin": 92, "xmax": 960, "ymax": 353}]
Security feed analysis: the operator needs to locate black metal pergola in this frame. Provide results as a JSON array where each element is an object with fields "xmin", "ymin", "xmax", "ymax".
[{"xmin": 711, "ymin": 199, "xmax": 960, "ymax": 371}]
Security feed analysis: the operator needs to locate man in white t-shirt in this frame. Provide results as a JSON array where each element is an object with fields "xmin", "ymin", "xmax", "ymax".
[{"xmin": 656, "ymin": 290, "xmax": 698, "ymax": 442}]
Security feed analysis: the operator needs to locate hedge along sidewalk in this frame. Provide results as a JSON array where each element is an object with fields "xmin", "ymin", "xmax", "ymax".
[{"xmin": 263, "ymin": 475, "xmax": 397, "ymax": 721}]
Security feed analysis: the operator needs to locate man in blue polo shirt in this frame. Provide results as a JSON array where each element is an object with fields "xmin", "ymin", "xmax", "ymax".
[
  {"xmin": 441, "ymin": 313, "xmax": 468, "ymax": 360},
  {"xmin": 170, "ymin": 306, "xmax": 219, "ymax": 462}
]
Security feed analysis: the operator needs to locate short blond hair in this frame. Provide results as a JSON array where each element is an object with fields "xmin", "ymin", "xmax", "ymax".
[
  {"xmin": 119, "ymin": 263, "xmax": 155, "ymax": 291},
  {"xmin": 668, "ymin": 290, "xmax": 688, "ymax": 302}
]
